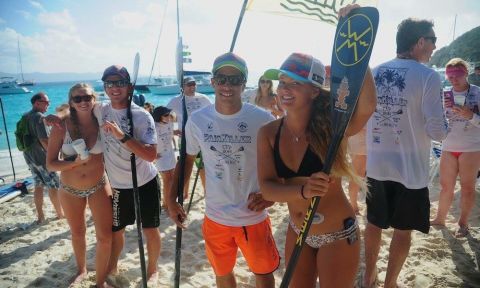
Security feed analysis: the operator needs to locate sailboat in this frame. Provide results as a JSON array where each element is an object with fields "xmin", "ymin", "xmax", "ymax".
[{"xmin": 16, "ymin": 39, "xmax": 34, "ymax": 86}]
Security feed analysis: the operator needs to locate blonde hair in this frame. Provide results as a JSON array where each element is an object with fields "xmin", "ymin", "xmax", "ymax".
[
  {"xmin": 308, "ymin": 87, "xmax": 363, "ymax": 186},
  {"xmin": 445, "ymin": 58, "xmax": 469, "ymax": 72},
  {"xmin": 254, "ymin": 76, "xmax": 275, "ymax": 106}
]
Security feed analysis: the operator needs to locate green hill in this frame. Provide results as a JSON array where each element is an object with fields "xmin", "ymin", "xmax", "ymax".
[{"xmin": 430, "ymin": 26, "xmax": 480, "ymax": 68}]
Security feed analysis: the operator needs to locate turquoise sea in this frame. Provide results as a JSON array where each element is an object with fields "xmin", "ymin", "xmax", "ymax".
[{"xmin": 0, "ymin": 80, "xmax": 215, "ymax": 178}]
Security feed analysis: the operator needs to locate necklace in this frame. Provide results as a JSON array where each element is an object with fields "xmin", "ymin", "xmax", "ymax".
[{"xmin": 284, "ymin": 119, "xmax": 305, "ymax": 143}]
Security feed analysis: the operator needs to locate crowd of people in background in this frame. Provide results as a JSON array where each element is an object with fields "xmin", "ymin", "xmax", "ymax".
[{"xmin": 16, "ymin": 4, "xmax": 480, "ymax": 287}]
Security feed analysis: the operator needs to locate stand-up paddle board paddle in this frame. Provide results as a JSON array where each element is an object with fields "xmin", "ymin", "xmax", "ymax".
[{"xmin": 280, "ymin": 7, "xmax": 379, "ymax": 287}]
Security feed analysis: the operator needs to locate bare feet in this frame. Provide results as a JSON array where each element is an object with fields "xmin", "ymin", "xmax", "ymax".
[
  {"xmin": 147, "ymin": 271, "xmax": 159, "ymax": 287},
  {"xmin": 430, "ymin": 219, "xmax": 446, "ymax": 227},
  {"xmin": 455, "ymin": 225, "xmax": 469, "ymax": 238},
  {"xmin": 361, "ymin": 268, "xmax": 378, "ymax": 288},
  {"xmin": 96, "ymin": 282, "xmax": 114, "ymax": 288},
  {"xmin": 70, "ymin": 270, "xmax": 87, "ymax": 285}
]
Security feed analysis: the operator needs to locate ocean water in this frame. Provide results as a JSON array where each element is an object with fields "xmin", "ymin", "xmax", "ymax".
[{"xmin": 0, "ymin": 81, "xmax": 215, "ymax": 178}]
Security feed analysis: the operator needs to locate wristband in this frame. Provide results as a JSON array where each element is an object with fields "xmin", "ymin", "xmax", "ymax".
[
  {"xmin": 300, "ymin": 184, "xmax": 307, "ymax": 200},
  {"xmin": 120, "ymin": 133, "xmax": 131, "ymax": 143}
]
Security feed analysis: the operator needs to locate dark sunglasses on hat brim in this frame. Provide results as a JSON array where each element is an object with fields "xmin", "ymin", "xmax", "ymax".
[
  {"xmin": 72, "ymin": 95, "xmax": 94, "ymax": 103},
  {"xmin": 213, "ymin": 74, "xmax": 246, "ymax": 86},
  {"xmin": 104, "ymin": 80, "xmax": 130, "ymax": 88}
]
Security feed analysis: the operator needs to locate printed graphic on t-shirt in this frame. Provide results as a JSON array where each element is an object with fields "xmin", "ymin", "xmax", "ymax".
[
  {"xmin": 102, "ymin": 112, "xmax": 131, "ymax": 159},
  {"xmin": 373, "ymin": 67, "xmax": 408, "ymax": 144},
  {"xmin": 203, "ymin": 121, "xmax": 251, "ymax": 181},
  {"xmin": 186, "ymin": 98, "xmax": 206, "ymax": 115},
  {"xmin": 158, "ymin": 127, "xmax": 172, "ymax": 153}
]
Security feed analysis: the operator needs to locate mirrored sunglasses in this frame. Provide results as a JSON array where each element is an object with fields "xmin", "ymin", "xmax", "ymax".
[
  {"xmin": 213, "ymin": 74, "xmax": 245, "ymax": 86},
  {"xmin": 72, "ymin": 95, "xmax": 93, "ymax": 103},
  {"xmin": 104, "ymin": 80, "xmax": 129, "ymax": 88}
]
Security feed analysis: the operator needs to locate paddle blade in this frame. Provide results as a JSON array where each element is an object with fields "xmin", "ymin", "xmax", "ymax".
[
  {"xmin": 132, "ymin": 52, "xmax": 140, "ymax": 85},
  {"xmin": 324, "ymin": 6, "xmax": 379, "ymax": 173}
]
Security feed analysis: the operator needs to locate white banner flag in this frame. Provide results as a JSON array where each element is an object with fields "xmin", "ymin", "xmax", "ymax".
[{"xmin": 246, "ymin": 0, "xmax": 378, "ymax": 25}]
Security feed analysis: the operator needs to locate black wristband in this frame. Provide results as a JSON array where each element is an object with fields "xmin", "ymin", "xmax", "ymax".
[
  {"xmin": 120, "ymin": 133, "xmax": 131, "ymax": 143},
  {"xmin": 300, "ymin": 184, "xmax": 307, "ymax": 200}
]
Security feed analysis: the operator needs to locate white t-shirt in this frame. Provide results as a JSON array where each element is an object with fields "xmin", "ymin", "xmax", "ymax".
[
  {"xmin": 367, "ymin": 59, "xmax": 448, "ymax": 189},
  {"xmin": 442, "ymin": 84, "xmax": 480, "ymax": 152},
  {"xmin": 184, "ymin": 103, "xmax": 274, "ymax": 226},
  {"xmin": 155, "ymin": 121, "xmax": 176, "ymax": 171},
  {"xmin": 94, "ymin": 102, "xmax": 158, "ymax": 188},
  {"xmin": 166, "ymin": 92, "xmax": 212, "ymax": 131}
]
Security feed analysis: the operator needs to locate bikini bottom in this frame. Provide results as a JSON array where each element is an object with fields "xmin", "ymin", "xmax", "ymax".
[
  {"xmin": 450, "ymin": 151, "xmax": 463, "ymax": 158},
  {"xmin": 289, "ymin": 217, "xmax": 358, "ymax": 249},
  {"xmin": 61, "ymin": 175, "xmax": 106, "ymax": 198}
]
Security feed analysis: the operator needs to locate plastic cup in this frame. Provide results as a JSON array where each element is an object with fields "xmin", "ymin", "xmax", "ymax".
[
  {"xmin": 72, "ymin": 139, "xmax": 89, "ymax": 160},
  {"xmin": 454, "ymin": 94, "xmax": 466, "ymax": 106}
]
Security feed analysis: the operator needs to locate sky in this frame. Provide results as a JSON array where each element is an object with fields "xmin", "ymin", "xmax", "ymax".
[{"xmin": 0, "ymin": 0, "xmax": 479, "ymax": 84}]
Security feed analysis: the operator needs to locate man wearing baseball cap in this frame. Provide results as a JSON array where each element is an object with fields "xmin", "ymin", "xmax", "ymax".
[
  {"xmin": 166, "ymin": 75, "xmax": 212, "ymax": 198},
  {"xmin": 95, "ymin": 64, "xmax": 162, "ymax": 285},
  {"xmin": 167, "ymin": 52, "xmax": 280, "ymax": 288}
]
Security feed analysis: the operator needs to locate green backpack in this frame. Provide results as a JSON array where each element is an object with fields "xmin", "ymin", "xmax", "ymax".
[{"xmin": 15, "ymin": 114, "xmax": 34, "ymax": 152}]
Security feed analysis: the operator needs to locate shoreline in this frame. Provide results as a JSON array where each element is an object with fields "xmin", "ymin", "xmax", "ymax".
[{"xmin": 0, "ymin": 168, "xmax": 479, "ymax": 287}]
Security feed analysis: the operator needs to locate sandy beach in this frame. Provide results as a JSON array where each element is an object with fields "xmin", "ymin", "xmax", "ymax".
[{"xmin": 0, "ymin": 166, "xmax": 479, "ymax": 288}]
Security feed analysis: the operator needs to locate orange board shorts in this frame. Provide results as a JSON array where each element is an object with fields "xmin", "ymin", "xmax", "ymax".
[{"xmin": 202, "ymin": 216, "xmax": 280, "ymax": 276}]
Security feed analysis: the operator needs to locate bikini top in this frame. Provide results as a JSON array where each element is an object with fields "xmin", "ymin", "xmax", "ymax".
[
  {"xmin": 61, "ymin": 127, "xmax": 103, "ymax": 156},
  {"xmin": 274, "ymin": 118, "xmax": 324, "ymax": 179}
]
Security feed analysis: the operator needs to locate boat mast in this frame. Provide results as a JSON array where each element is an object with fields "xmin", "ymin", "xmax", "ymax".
[{"xmin": 18, "ymin": 38, "xmax": 25, "ymax": 82}]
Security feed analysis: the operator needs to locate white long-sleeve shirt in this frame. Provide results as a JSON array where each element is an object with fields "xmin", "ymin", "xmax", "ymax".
[{"xmin": 367, "ymin": 59, "xmax": 448, "ymax": 189}]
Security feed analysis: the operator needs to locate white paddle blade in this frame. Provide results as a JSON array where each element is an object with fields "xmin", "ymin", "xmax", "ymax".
[{"xmin": 132, "ymin": 52, "xmax": 140, "ymax": 85}]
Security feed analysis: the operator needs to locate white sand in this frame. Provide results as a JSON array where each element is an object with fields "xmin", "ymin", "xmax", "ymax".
[{"xmin": 0, "ymin": 168, "xmax": 479, "ymax": 288}]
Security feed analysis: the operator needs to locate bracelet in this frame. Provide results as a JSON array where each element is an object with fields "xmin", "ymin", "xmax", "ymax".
[
  {"xmin": 120, "ymin": 133, "xmax": 131, "ymax": 143},
  {"xmin": 300, "ymin": 184, "xmax": 307, "ymax": 200}
]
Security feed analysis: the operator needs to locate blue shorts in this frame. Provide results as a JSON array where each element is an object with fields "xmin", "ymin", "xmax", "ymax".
[{"xmin": 27, "ymin": 162, "xmax": 60, "ymax": 189}]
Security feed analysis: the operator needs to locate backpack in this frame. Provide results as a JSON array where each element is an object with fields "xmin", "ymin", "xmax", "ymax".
[{"xmin": 15, "ymin": 114, "xmax": 34, "ymax": 152}]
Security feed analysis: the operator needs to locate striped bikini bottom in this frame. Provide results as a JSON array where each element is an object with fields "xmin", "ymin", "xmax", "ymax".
[
  {"xmin": 289, "ymin": 218, "xmax": 358, "ymax": 249},
  {"xmin": 61, "ymin": 175, "xmax": 106, "ymax": 198}
]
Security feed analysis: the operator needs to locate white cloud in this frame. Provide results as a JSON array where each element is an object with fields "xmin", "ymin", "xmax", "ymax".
[
  {"xmin": 16, "ymin": 10, "xmax": 32, "ymax": 20},
  {"xmin": 112, "ymin": 12, "xmax": 147, "ymax": 30},
  {"xmin": 37, "ymin": 9, "xmax": 76, "ymax": 33},
  {"xmin": 29, "ymin": 0, "xmax": 46, "ymax": 12}
]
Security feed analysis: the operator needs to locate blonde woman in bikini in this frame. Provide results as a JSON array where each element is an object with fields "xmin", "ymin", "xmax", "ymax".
[
  {"xmin": 258, "ymin": 51, "xmax": 376, "ymax": 286},
  {"xmin": 46, "ymin": 83, "xmax": 113, "ymax": 288}
]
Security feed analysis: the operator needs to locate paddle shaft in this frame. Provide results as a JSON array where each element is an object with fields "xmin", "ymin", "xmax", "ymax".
[{"xmin": 126, "ymin": 53, "xmax": 147, "ymax": 288}]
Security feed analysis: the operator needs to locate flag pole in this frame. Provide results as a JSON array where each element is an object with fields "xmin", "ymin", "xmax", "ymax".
[{"xmin": 229, "ymin": 0, "xmax": 248, "ymax": 52}]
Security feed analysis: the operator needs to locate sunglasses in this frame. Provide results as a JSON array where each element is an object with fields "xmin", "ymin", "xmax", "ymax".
[
  {"xmin": 72, "ymin": 95, "xmax": 93, "ymax": 103},
  {"xmin": 186, "ymin": 82, "xmax": 196, "ymax": 87},
  {"xmin": 423, "ymin": 36, "xmax": 437, "ymax": 44},
  {"xmin": 38, "ymin": 100, "xmax": 50, "ymax": 104},
  {"xmin": 213, "ymin": 74, "xmax": 245, "ymax": 86},
  {"xmin": 260, "ymin": 79, "xmax": 270, "ymax": 84},
  {"xmin": 104, "ymin": 80, "xmax": 129, "ymax": 88}
]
